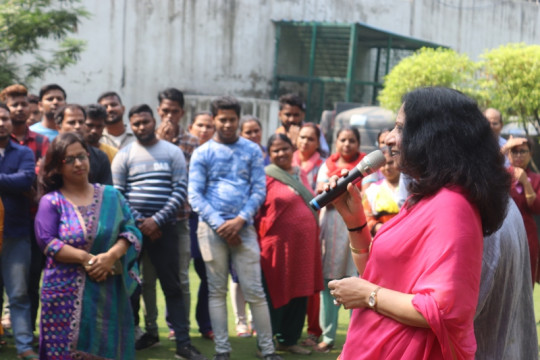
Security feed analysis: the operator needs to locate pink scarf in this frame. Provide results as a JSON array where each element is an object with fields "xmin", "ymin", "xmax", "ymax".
[{"xmin": 292, "ymin": 151, "xmax": 322, "ymax": 174}]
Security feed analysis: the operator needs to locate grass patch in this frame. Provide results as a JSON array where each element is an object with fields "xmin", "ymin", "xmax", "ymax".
[
  {"xmin": 4, "ymin": 263, "xmax": 540, "ymax": 358},
  {"xmin": 0, "ymin": 263, "xmax": 350, "ymax": 359}
]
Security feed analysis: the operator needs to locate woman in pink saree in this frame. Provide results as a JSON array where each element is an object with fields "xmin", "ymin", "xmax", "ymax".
[{"xmin": 325, "ymin": 87, "xmax": 510, "ymax": 359}]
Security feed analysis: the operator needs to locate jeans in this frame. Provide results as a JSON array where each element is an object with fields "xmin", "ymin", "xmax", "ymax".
[
  {"xmin": 142, "ymin": 219, "xmax": 191, "ymax": 334},
  {"xmin": 197, "ymin": 222, "xmax": 275, "ymax": 355},
  {"xmin": 0, "ymin": 236, "xmax": 34, "ymax": 354},
  {"xmin": 28, "ymin": 228, "xmax": 45, "ymax": 332},
  {"xmin": 141, "ymin": 222, "xmax": 190, "ymax": 348},
  {"xmin": 190, "ymin": 212, "xmax": 212, "ymax": 335}
]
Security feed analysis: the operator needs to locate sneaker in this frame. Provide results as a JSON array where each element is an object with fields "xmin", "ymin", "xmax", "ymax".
[
  {"xmin": 263, "ymin": 353, "xmax": 284, "ymax": 360},
  {"xmin": 175, "ymin": 343, "xmax": 208, "ymax": 360},
  {"xmin": 236, "ymin": 323, "xmax": 251, "ymax": 337},
  {"xmin": 134, "ymin": 325, "xmax": 145, "ymax": 341},
  {"xmin": 135, "ymin": 333, "xmax": 160, "ymax": 350},
  {"xmin": 212, "ymin": 353, "xmax": 230, "ymax": 360}
]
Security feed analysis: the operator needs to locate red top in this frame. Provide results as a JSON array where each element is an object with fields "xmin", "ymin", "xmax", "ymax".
[
  {"xmin": 256, "ymin": 175, "xmax": 323, "ymax": 308},
  {"xmin": 11, "ymin": 126, "xmax": 49, "ymax": 173},
  {"xmin": 509, "ymin": 167, "xmax": 540, "ymax": 283}
]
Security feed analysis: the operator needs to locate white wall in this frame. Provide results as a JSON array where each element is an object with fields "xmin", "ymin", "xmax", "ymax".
[{"xmin": 34, "ymin": 0, "xmax": 540, "ymax": 126}]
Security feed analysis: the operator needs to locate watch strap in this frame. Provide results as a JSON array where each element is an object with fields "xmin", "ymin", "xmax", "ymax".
[{"xmin": 368, "ymin": 286, "xmax": 382, "ymax": 311}]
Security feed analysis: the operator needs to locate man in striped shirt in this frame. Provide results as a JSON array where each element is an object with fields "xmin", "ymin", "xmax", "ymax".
[{"xmin": 112, "ymin": 104, "xmax": 207, "ymax": 360}]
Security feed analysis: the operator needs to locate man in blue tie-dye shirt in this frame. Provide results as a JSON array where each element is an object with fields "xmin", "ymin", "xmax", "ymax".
[{"xmin": 189, "ymin": 96, "xmax": 282, "ymax": 360}]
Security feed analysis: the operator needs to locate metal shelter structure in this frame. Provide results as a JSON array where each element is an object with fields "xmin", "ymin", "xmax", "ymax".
[{"xmin": 271, "ymin": 21, "xmax": 446, "ymax": 122}]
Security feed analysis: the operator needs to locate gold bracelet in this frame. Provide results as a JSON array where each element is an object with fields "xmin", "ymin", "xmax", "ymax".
[{"xmin": 349, "ymin": 242, "xmax": 369, "ymax": 254}]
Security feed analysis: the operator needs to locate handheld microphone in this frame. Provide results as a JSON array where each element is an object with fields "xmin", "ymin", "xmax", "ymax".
[{"xmin": 310, "ymin": 149, "xmax": 386, "ymax": 210}]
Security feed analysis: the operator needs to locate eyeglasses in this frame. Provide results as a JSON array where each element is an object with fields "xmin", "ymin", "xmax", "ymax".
[
  {"xmin": 510, "ymin": 149, "xmax": 530, "ymax": 156},
  {"xmin": 63, "ymin": 153, "xmax": 89, "ymax": 164}
]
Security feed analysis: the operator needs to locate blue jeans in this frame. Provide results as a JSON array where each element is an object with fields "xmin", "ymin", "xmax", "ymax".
[
  {"xmin": 0, "ymin": 236, "xmax": 34, "ymax": 354},
  {"xmin": 197, "ymin": 222, "xmax": 275, "ymax": 355},
  {"xmin": 142, "ymin": 222, "xmax": 190, "ymax": 348}
]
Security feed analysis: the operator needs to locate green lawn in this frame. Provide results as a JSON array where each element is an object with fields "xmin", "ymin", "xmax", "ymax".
[
  {"xmin": 3, "ymin": 264, "xmax": 540, "ymax": 359},
  {"xmin": 0, "ymin": 263, "xmax": 349, "ymax": 359}
]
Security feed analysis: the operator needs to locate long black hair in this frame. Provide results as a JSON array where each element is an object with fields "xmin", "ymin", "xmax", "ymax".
[{"xmin": 400, "ymin": 87, "xmax": 510, "ymax": 236}]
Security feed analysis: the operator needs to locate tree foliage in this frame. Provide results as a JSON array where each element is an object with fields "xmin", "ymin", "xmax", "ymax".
[
  {"xmin": 0, "ymin": 0, "xmax": 88, "ymax": 89},
  {"xmin": 378, "ymin": 43, "xmax": 540, "ymax": 135},
  {"xmin": 378, "ymin": 47, "xmax": 477, "ymax": 112},
  {"xmin": 478, "ymin": 43, "xmax": 540, "ymax": 135}
]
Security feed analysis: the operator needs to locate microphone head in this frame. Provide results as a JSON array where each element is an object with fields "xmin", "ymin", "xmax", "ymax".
[{"xmin": 360, "ymin": 149, "xmax": 386, "ymax": 174}]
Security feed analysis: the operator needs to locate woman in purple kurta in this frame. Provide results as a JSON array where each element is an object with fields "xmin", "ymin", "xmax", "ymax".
[{"xmin": 35, "ymin": 133, "xmax": 141, "ymax": 360}]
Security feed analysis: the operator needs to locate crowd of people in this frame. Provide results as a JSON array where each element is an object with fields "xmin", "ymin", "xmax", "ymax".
[{"xmin": 0, "ymin": 82, "xmax": 538, "ymax": 360}]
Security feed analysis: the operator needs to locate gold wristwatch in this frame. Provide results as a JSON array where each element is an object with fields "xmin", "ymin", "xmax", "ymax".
[{"xmin": 368, "ymin": 286, "xmax": 382, "ymax": 311}]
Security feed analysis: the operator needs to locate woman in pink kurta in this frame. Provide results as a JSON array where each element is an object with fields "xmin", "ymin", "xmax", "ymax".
[
  {"xmin": 326, "ymin": 87, "xmax": 511, "ymax": 360},
  {"xmin": 344, "ymin": 187, "xmax": 482, "ymax": 359}
]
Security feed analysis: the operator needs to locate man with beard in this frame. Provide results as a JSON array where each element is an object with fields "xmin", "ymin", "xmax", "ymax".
[
  {"xmin": 55, "ymin": 104, "xmax": 112, "ymax": 185},
  {"xmin": 142, "ymin": 88, "xmax": 199, "ymax": 342},
  {"xmin": 275, "ymin": 93, "xmax": 328, "ymax": 155},
  {"xmin": 0, "ymin": 84, "xmax": 50, "ymax": 336},
  {"xmin": 0, "ymin": 103, "xmax": 38, "ymax": 359},
  {"xmin": 29, "ymin": 84, "xmax": 67, "ymax": 141},
  {"xmin": 97, "ymin": 91, "xmax": 135, "ymax": 149},
  {"xmin": 0, "ymin": 85, "xmax": 49, "ymax": 165},
  {"xmin": 84, "ymin": 104, "xmax": 118, "ymax": 163},
  {"xmin": 189, "ymin": 96, "xmax": 281, "ymax": 360},
  {"xmin": 112, "ymin": 104, "xmax": 206, "ymax": 360},
  {"xmin": 26, "ymin": 94, "xmax": 42, "ymax": 126}
]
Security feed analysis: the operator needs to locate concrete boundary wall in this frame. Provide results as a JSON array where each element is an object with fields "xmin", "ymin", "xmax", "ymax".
[{"xmin": 36, "ymin": 0, "xmax": 540, "ymax": 126}]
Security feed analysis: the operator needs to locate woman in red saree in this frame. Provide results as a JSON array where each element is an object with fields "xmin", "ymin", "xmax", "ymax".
[
  {"xmin": 326, "ymin": 87, "xmax": 510, "ymax": 359},
  {"xmin": 256, "ymin": 134, "xmax": 323, "ymax": 355}
]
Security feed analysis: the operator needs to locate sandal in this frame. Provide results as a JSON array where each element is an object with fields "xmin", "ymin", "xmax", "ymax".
[
  {"xmin": 314, "ymin": 342, "xmax": 334, "ymax": 353},
  {"xmin": 300, "ymin": 334, "xmax": 319, "ymax": 347}
]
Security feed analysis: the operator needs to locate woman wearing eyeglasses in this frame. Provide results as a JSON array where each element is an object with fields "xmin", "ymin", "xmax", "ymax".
[
  {"xmin": 34, "ymin": 132, "xmax": 142, "ymax": 359},
  {"xmin": 505, "ymin": 136, "xmax": 540, "ymax": 285}
]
